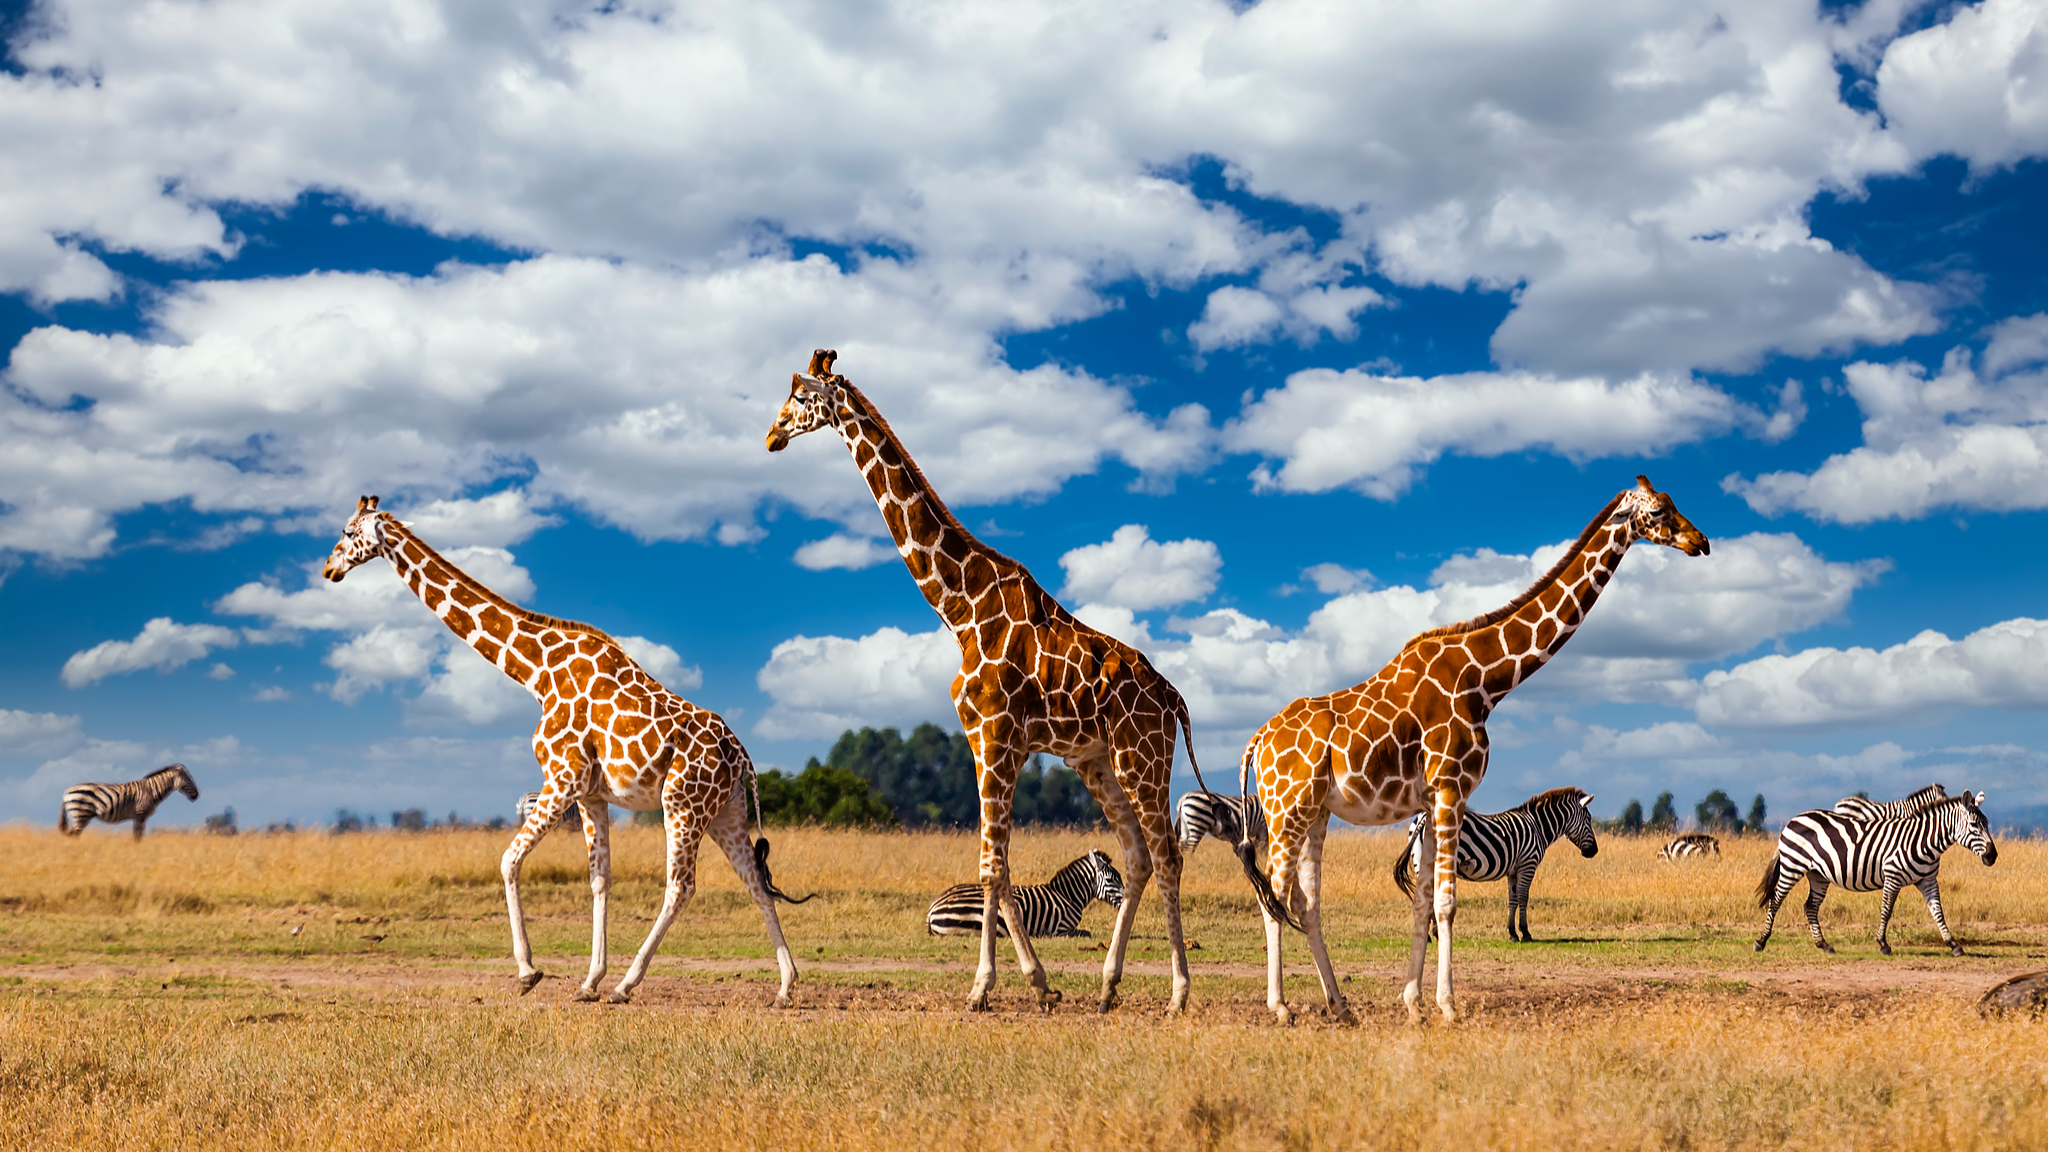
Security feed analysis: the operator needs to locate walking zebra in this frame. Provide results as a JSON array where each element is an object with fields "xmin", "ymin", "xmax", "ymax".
[
  {"xmin": 1755, "ymin": 791, "xmax": 1996, "ymax": 956},
  {"xmin": 1391, "ymin": 787, "xmax": 1598, "ymax": 942},
  {"xmin": 927, "ymin": 851, "xmax": 1125, "ymax": 938},
  {"xmin": 1833, "ymin": 782, "xmax": 1947, "ymax": 821},
  {"xmin": 515, "ymin": 790, "xmax": 582, "ymax": 832},
  {"xmin": 58, "ymin": 764, "xmax": 200, "ymax": 840},
  {"xmin": 1660, "ymin": 832, "xmax": 1721, "ymax": 860},
  {"xmin": 1175, "ymin": 790, "xmax": 1267, "ymax": 855}
]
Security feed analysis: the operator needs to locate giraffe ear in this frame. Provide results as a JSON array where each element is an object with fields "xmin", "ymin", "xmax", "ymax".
[{"xmin": 1635, "ymin": 475, "xmax": 1655, "ymax": 493}]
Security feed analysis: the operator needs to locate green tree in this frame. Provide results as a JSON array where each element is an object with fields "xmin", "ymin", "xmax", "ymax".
[
  {"xmin": 391, "ymin": 808, "xmax": 428, "ymax": 832},
  {"xmin": 1695, "ymin": 790, "xmax": 1739, "ymax": 833},
  {"xmin": 1746, "ymin": 793, "xmax": 1768, "ymax": 834},
  {"xmin": 821, "ymin": 725, "xmax": 1103, "ymax": 827},
  {"xmin": 1615, "ymin": 799, "xmax": 1644, "ymax": 834},
  {"xmin": 1011, "ymin": 754, "xmax": 1106, "ymax": 827},
  {"xmin": 756, "ymin": 762, "xmax": 897, "ymax": 827},
  {"xmin": 1648, "ymin": 792, "xmax": 1677, "ymax": 832}
]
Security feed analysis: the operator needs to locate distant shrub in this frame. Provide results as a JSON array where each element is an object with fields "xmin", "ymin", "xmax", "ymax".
[{"xmin": 203, "ymin": 807, "xmax": 238, "ymax": 836}]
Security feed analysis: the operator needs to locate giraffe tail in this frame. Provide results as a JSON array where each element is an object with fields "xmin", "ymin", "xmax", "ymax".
[
  {"xmin": 753, "ymin": 838, "xmax": 816, "ymax": 905},
  {"xmin": 1234, "ymin": 741, "xmax": 1303, "ymax": 934},
  {"xmin": 727, "ymin": 725, "xmax": 814, "ymax": 906},
  {"xmin": 1755, "ymin": 856, "xmax": 1781, "ymax": 910},
  {"xmin": 1172, "ymin": 693, "xmax": 1216, "ymax": 797}
]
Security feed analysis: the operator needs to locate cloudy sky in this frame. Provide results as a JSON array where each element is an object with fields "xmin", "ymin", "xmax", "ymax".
[{"xmin": 3, "ymin": 0, "xmax": 2046, "ymax": 831}]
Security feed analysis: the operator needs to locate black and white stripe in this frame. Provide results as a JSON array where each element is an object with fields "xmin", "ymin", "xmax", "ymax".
[
  {"xmin": 59, "ymin": 764, "xmax": 200, "ymax": 840},
  {"xmin": 1391, "ymin": 787, "xmax": 1599, "ymax": 942},
  {"xmin": 1175, "ymin": 791, "xmax": 1267, "ymax": 855},
  {"xmin": 926, "ymin": 850, "xmax": 1126, "ymax": 938},
  {"xmin": 516, "ymin": 790, "xmax": 583, "ymax": 832},
  {"xmin": 1659, "ymin": 832, "xmax": 1721, "ymax": 860},
  {"xmin": 1833, "ymin": 782, "xmax": 1948, "ymax": 821},
  {"xmin": 1755, "ymin": 791, "xmax": 1996, "ymax": 956}
]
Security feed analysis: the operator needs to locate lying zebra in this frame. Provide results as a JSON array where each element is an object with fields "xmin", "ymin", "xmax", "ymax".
[
  {"xmin": 1660, "ymin": 832, "xmax": 1720, "ymax": 860},
  {"xmin": 926, "ymin": 850, "xmax": 1125, "ymax": 938},
  {"xmin": 1756, "ymin": 790, "xmax": 1996, "ymax": 957},
  {"xmin": 1833, "ymin": 782, "xmax": 1946, "ymax": 821},
  {"xmin": 1392, "ymin": 787, "xmax": 1598, "ymax": 942},
  {"xmin": 1175, "ymin": 790, "xmax": 1266, "ymax": 855},
  {"xmin": 59, "ymin": 764, "xmax": 200, "ymax": 840}
]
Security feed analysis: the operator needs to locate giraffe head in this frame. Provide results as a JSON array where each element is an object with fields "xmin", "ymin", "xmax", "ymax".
[
  {"xmin": 1610, "ymin": 475, "xmax": 1710, "ymax": 556},
  {"xmin": 323, "ymin": 495, "xmax": 396, "ymax": 582},
  {"xmin": 765, "ymin": 348, "xmax": 851, "ymax": 452}
]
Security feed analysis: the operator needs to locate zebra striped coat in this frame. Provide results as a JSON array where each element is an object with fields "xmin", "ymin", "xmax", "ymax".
[
  {"xmin": 516, "ymin": 790, "xmax": 583, "ymax": 832},
  {"xmin": 926, "ymin": 850, "xmax": 1125, "ymax": 939},
  {"xmin": 1755, "ymin": 791, "xmax": 1996, "ymax": 957},
  {"xmin": 1392, "ymin": 787, "xmax": 1598, "ymax": 942},
  {"xmin": 1175, "ymin": 791, "xmax": 1267, "ymax": 855},
  {"xmin": 59, "ymin": 764, "xmax": 200, "ymax": 840},
  {"xmin": 1659, "ymin": 833, "xmax": 1720, "ymax": 860},
  {"xmin": 1833, "ymin": 782, "xmax": 1947, "ymax": 821}
]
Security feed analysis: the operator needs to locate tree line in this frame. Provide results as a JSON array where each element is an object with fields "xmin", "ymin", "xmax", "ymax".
[
  {"xmin": 1603, "ymin": 789, "xmax": 1768, "ymax": 835},
  {"xmin": 755, "ymin": 723, "xmax": 1104, "ymax": 828}
]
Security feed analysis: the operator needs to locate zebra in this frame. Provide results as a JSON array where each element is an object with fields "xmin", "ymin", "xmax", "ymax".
[
  {"xmin": 1175, "ymin": 790, "xmax": 1267, "ymax": 856},
  {"xmin": 1660, "ymin": 832, "xmax": 1721, "ymax": 860},
  {"xmin": 926, "ymin": 850, "xmax": 1125, "ymax": 938},
  {"xmin": 516, "ymin": 790, "xmax": 583, "ymax": 832},
  {"xmin": 1755, "ymin": 791, "xmax": 1997, "ymax": 957},
  {"xmin": 1391, "ymin": 787, "xmax": 1598, "ymax": 942},
  {"xmin": 58, "ymin": 764, "xmax": 200, "ymax": 840},
  {"xmin": 1833, "ymin": 782, "xmax": 1948, "ymax": 821}
]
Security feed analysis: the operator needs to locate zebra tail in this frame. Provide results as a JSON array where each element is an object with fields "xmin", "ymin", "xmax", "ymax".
[
  {"xmin": 56, "ymin": 803, "xmax": 70, "ymax": 835},
  {"xmin": 1755, "ymin": 855, "xmax": 1781, "ymax": 910},
  {"xmin": 1392, "ymin": 835, "xmax": 1417, "ymax": 901},
  {"xmin": 1234, "ymin": 743, "xmax": 1302, "ymax": 933}
]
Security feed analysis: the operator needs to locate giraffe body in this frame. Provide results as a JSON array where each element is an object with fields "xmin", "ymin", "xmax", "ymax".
[
  {"xmin": 1243, "ymin": 477, "xmax": 1708, "ymax": 1024},
  {"xmin": 768, "ymin": 350, "xmax": 1201, "ymax": 1013},
  {"xmin": 322, "ymin": 497, "xmax": 801, "ymax": 1005}
]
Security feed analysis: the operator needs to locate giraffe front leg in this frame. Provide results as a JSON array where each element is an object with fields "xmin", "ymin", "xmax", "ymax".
[
  {"xmin": 502, "ymin": 780, "xmax": 574, "ymax": 993},
  {"xmin": 1430, "ymin": 791, "xmax": 1465, "ymax": 1023},
  {"xmin": 1300, "ymin": 814, "xmax": 1351, "ymax": 1024},
  {"xmin": 1268, "ymin": 821, "xmax": 1307, "ymax": 1026},
  {"xmin": 576, "ymin": 798, "xmax": 614, "ymax": 1002},
  {"xmin": 1917, "ymin": 877, "xmax": 1963, "ymax": 956},
  {"xmin": 608, "ymin": 798, "xmax": 704, "ymax": 1005}
]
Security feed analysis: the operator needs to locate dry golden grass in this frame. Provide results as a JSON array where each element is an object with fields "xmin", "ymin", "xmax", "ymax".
[{"xmin": 2, "ymin": 823, "xmax": 2045, "ymax": 1150}]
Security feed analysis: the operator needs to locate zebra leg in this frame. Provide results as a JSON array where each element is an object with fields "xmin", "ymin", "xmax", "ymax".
[
  {"xmin": 132, "ymin": 816, "xmax": 147, "ymax": 841},
  {"xmin": 1511, "ymin": 864, "xmax": 1534, "ymax": 942},
  {"xmin": 1755, "ymin": 858, "xmax": 1798, "ymax": 951},
  {"xmin": 1299, "ymin": 813, "xmax": 1352, "ymax": 1024},
  {"xmin": 575, "ymin": 798, "xmax": 615, "ymax": 1001},
  {"xmin": 1917, "ymin": 877, "xmax": 1963, "ymax": 956},
  {"xmin": 1803, "ymin": 876, "xmax": 1834, "ymax": 953},
  {"xmin": 1877, "ymin": 873, "xmax": 1904, "ymax": 956}
]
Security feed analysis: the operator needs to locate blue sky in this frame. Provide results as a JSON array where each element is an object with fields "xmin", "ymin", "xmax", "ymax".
[{"xmin": 3, "ymin": 0, "xmax": 2047, "ymax": 831}]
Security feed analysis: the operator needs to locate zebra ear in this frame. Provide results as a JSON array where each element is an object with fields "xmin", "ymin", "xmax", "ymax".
[{"xmin": 1579, "ymin": 793, "xmax": 1595, "ymax": 807}]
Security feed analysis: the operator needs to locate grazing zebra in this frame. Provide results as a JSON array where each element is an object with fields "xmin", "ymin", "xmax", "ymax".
[
  {"xmin": 516, "ymin": 790, "xmax": 582, "ymax": 832},
  {"xmin": 1660, "ymin": 832, "xmax": 1721, "ymax": 860},
  {"xmin": 927, "ymin": 850, "xmax": 1125, "ymax": 938},
  {"xmin": 1175, "ymin": 790, "xmax": 1267, "ymax": 855},
  {"xmin": 1755, "ymin": 791, "xmax": 1996, "ymax": 957},
  {"xmin": 1834, "ymin": 782, "xmax": 1947, "ymax": 821},
  {"xmin": 1391, "ymin": 787, "xmax": 1598, "ymax": 942},
  {"xmin": 58, "ymin": 764, "xmax": 200, "ymax": 840}
]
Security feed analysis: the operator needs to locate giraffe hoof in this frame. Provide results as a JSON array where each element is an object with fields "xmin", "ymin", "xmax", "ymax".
[
  {"xmin": 573, "ymin": 988, "xmax": 603, "ymax": 1003},
  {"xmin": 966, "ymin": 996, "xmax": 991, "ymax": 1014},
  {"xmin": 774, "ymin": 993, "xmax": 795, "ymax": 1009},
  {"xmin": 1039, "ymin": 989, "xmax": 1062, "ymax": 1014},
  {"xmin": 1333, "ymin": 1005, "xmax": 1359, "ymax": 1027},
  {"xmin": 1273, "ymin": 1005, "xmax": 1293, "ymax": 1027},
  {"xmin": 517, "ymin": 970, "xmax": 545, "ymax": 995}
]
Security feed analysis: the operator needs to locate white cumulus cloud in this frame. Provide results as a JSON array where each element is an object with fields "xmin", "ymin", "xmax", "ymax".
[
  {"xmin": 1059, "ymin": 525, "xmax": 1222, "ymax": 612},
  {"xmin": 61, "ymin": 618, "xmax": 243, "ymax": 688},
  {"xmin": 753, "ymin": 626, "xmax": 961, "ymax": 741},
  {"xmin": 793, "ymin": 534, "xmax": 898, "ymax": 572},
  {"xmin": 1876, "ymin": 0, "xmax": 2048, "ymax": 173}
]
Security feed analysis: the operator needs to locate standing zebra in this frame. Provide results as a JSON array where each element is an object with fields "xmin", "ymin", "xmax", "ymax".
[
  {"xmin": 1834, "ymin": 782, "xmax": 1947, "ymax": 821},
  {"xmin": 1391, "ymin": 787, "xmax": 1598, "ymax": 942},
  {"xmin": 1175, "ymin": 790, "xmax": 1267, "ymax": 855},
  {"xmin": 59, "ymin": 764, "xmax": 200, "ymax": 840},
  {"xmin": 1659, "ymin": 832, "xmax": 1721, "ymax": 860},
  {"xmin": 516, "ymin": 790, "xmax": 583, "ymax": 832},
  {"xmin": 1755, "ymin": 791, "xmax": 1996, "ymax": 956},
  {"xmin": 927, "ymin": 851, "xmax": 1125, "ymax": 938}
]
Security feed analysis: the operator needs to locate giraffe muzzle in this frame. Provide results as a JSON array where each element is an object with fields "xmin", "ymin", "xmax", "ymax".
[{"xmin": 766, "ymin": 428, "xmax": 790, "ymax": 452}]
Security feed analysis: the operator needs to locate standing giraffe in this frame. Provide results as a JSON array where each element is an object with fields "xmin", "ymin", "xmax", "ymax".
[
  {"xmin": 766, "ymin": 349, "xmax": 1208, "ymax": 1013},
  {"xmin": 322, "ymin": 496, "xmax": 803, "ymax": 1005},
  {"xmin": 1242, "ymin": 476, "xmax": 1709, "ymax": 1024}
]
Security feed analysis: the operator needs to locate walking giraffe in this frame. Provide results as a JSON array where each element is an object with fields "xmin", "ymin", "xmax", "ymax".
[
  {"xmin": 766, "ymin": 349, "xmax": 1207, "ymax": 1013},
  {"xmin": 1242, "ymin": 476, "xmax": 1709, "ymax": 1024},
  {"xmin": 322, "ymin": 497, "xmax": 803, "ymax": 1005}
]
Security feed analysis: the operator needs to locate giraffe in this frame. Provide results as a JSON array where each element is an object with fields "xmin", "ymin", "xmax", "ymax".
[
  {"xmin": 321, "ymin": 496, "xmax": 804, "ymax": 1005},
  {"xmin": 1240, "ymin": 476, "xmax": 1709, "ymax": 1024},
  {"xmin": 766, "ymin": 349, "xmax": 1208, "ymax": 1013}
]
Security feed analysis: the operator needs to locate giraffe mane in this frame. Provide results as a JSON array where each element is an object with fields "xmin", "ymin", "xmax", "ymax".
[
  {"xmin": 1414, "ymin": 491, "xmax": 1628, "ymax": 641},
  {"xmin": 381, "ymin": 517, "xmax": 623, "ymax": 648},
  {"xmin": 834, "ymin": 376, "xmax": 1034, "ymax": 588}
]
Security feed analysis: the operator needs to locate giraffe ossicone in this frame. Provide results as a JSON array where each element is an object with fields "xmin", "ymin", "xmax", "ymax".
[
  {"xmin": 322, "ymin": 495, "xmax": 806, "ymax": 1006},
  {"xmin": 1241, "ymin": 475, "xmax": 1709, "ymax": 1026},
  {"xmin": 767, "ymin": 348, "xmax": 1213, "ymax": 1014}
]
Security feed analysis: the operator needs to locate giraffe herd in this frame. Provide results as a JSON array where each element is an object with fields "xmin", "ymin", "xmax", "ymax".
[{"xmin": 314, "ymin": 347, "xmax": 1716, "ymax": 1023}]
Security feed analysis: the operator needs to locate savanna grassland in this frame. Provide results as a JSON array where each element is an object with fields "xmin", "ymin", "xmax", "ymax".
[{"xmin": 2, "ymin": 822, "xmax": 2044, "ymax": 1150}]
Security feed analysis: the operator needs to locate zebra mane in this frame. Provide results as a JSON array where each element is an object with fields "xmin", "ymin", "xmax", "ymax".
[
  {"xmin": 1670, "ymin": 832, "xmax": 1718, "ymax": 844},
  {"xmin": 1048, "ymin": 852, "xmax": 1106, "ymax": 887},
  {"xmin": 144, "ymin": 763, "xmax": 189, "ymax": 779},
  {"xmin": 1511, "ymin": 787, "xmax": 1587, "ymax": 814}
]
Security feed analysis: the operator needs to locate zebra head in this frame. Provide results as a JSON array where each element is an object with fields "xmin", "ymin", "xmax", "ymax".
[
  {"xmin": 168, "ymin": 764, "xmax": 200, "ymax": 801},
  {"xmin": 324, "ymin": 495, "xmax": 398, "ymax": 582},
  {"xmin": 1564, "ymin": 790, "xmax": 1598, "ymax": 858},
  {"xmin": 1086, "ymin": 849, "xmax": 1126, "ymax": 908},
  {"xmin": 1953, "ymin": 791, "xmax": 1997, "ymax": 866}
]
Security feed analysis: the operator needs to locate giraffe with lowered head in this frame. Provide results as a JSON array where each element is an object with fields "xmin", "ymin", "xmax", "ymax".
[
  {"xmin": 1241, "ymin": 476, "xmax": 1709, "ymax": 1024},
  {"xmin": 766, "ymin": 349, "xmax": 1210, "ymax": 1013},
  {"xmin": 322, "ymin": 496, "xmax": 805, "ymax": 1005}
]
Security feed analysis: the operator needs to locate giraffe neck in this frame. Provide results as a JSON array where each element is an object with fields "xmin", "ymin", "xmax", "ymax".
[
  {"xmin": 376, "ymin": 521, "xmax": 593, "ymax": 701},
  {"xmin": 832, "ymin": 381, "xmax": 1022, "ymax": 632}
]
